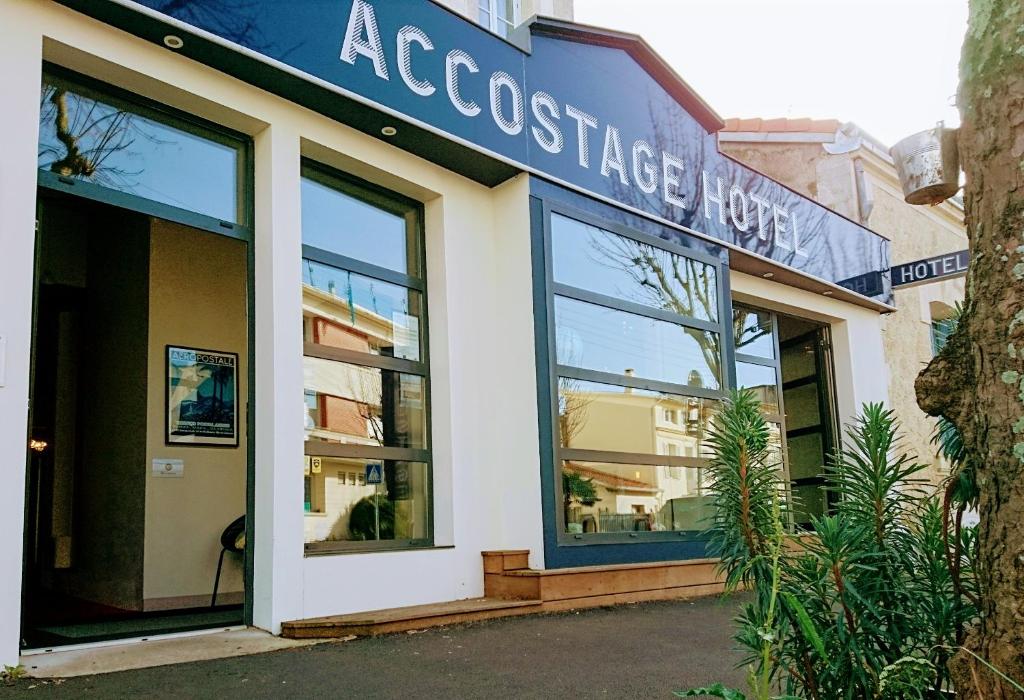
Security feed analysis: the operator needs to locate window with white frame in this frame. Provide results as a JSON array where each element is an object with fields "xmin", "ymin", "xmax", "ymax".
[{"xmin": 478, "ymin": 0, "xmax": 520, "ymax": 38}]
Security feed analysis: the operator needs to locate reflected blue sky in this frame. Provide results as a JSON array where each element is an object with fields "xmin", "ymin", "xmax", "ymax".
[
  {"xmin": 555, "ymin": 296, "xmax": 720, "ymax": 390},
  {"xmin": 38, "ymin": 81, "xmax": 238, "ymax": 222},
  {"xmin": 301, "ymin": 177, "xmax": 411, "ymax": 275},
  {"xmin": 551, "ymin": 213, "xmax": 718, "ymax": 323}
]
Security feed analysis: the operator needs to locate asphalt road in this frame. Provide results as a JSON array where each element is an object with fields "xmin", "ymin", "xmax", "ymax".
[{"xmin": 2, "ymin": 595, "xmax": 749, "ymax": 699}]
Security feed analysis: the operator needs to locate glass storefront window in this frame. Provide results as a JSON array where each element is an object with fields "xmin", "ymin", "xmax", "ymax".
[
  {"xmin": 301, "ymin": 175, "xmax": 420, "ymax": 277},
  {"xmin": 38, "ymin": 72, "xmax": 243, "ymax": 223},
  {"xmin": 735, "ymin": 361, "xmax": 780, "ymax": 415},
  {"xmin": 543, "ymin": 206, "xmax": 726, "ymax": 550},
  {"xmin": 551, "ymin": 213, "xmax": 719, "ymax": 323},
  {"xmin": 303, "ymin": 358, "xmax": 427, "ymax": 450},
  {"xmin": 557, "ymin": 378, "xmax": 717, "ymax": 457},
  {"xmin": 301, "ymin": 162, "xmax": 430, "ymax": 552},
  {"xmin": 561, "ymin": 461, "xmax": 712, "ymax": 535},
  {"xmin": 554, "ymin": 296, "xmax": 721, "ymax": 390},
  {"xmin": 733, "ymin": 307, "xmax": 775, "ymax": 358},
  {"xmin": 303, "ymin": 459, "xmax": 430, "ymax": 547},
  {"xmin": 303, "ymin": 260, "xmax": 424, "ymax": 361}
]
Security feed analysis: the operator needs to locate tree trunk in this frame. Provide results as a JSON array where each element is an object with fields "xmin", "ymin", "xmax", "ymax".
[{"xmin": 916, "ymin": 1, "xmax": 1024, "ymax": 696}]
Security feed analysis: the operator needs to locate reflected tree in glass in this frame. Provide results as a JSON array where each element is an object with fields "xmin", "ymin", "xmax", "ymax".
[{"xmin": 585, "ymin": 230, "xmax": 723, "ymax": 382}]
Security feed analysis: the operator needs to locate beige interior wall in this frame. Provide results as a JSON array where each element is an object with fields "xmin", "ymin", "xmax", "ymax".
[{"xmin": 144, "ymin": 220, "xmax": 248, "ymax": 609}]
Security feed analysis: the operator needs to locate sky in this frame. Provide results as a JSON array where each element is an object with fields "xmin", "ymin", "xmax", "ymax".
[{"xmin": 572, "ymin": 0, "xmax": 968, "ymax": 148}]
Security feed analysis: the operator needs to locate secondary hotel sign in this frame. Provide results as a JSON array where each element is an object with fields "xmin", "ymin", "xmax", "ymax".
[
  {"xmin": 892, "ymin": 250, "xmax": 969, "ymax": 288},
  {"xmin": 96, "ymin": 0, "xmax": 892, "ymax": 304}
]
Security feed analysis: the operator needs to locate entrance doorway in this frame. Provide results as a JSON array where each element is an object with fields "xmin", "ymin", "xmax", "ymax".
[
  {"xmin": 22, "ymin": 191, "xmax": 250, "ymax": 648},
  {"xmin": 733, "ymin": 305, "xmax": 839, "ymax": 529},
  {"xmin": 777, "ymin": 315, "xmax": 838, "ymax": 528}
]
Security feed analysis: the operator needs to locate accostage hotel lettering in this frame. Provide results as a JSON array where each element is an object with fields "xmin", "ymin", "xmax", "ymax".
[
  {"xmin": 341, "ymin": 0, "xmax": 809, "ymax": 257},
  {"xmin": 101, "ymin": 0, "xmax": 892, "ymax": 303}
]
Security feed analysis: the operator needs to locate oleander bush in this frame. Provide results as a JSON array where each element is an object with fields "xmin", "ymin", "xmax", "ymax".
[{"xmin": 678, "ymin": 389, "xmax": 978, "ymax": 700}]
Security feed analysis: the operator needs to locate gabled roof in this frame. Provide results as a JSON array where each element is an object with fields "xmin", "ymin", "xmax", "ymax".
[{"xmin": 529, "ymin": 17, "xmax": 725, "ymax": 134}]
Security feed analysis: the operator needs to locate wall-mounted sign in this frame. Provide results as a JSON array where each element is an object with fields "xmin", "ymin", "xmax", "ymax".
[
  {"xmin": 72, "ymin": 0, "xmax": 892, "ymax": 304},
  {"xmin": 166, "ymin": 346, "xmax": 239, "ymax": 447},
  {"xmin": 891, "ymin": 250, "xmax": 969, "ymax": 288},
  {"xmin": 152, "ymin": 458, "xmax": 184, "ymax": 478}
]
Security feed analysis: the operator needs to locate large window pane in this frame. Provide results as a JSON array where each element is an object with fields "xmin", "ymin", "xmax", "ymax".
[
  {"xmin": 304, "ymin": 459, "xmax": 429, "ymax": 544},
  {"xmin": 557, "ymin": 378, "xmax": 717, "ymax": 457},
  {"xmin": 554, "ymin": 296, "xmax": 721, "ymax": 390},
  {"xmin": 303, "ymin": 259, "xmax": 424, "ymax": 361},
  {"xmin": 39, "ymin": 75, "xmax": 240, "ymax": 223},
  {"xmin": 735, "ymin": 361, "xmax": 779, "ymax": 414},
  {"xmin": 562, "ymin": 461, "xmax": 712, "ymax": 534},
  {"xmin": 551, "ymin": 214, "xmax": 718, "ymax": 323},
  {"xmin": 301, "ymin": 175, "xmax": 419, "ymax": 277},
  {"xmin": 733, "ymin": 306, "xmax": 775, "ymax": 358},
  {"xmin": 303, "ymin": 357, "xmax": 426, "ymax": 450}
]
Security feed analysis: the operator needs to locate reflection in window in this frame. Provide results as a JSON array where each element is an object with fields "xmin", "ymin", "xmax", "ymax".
[
  {"xmin": 562, "ymin": 462, "xmax": 712, "ymax": 535},
  {"xmin": 302, "ymin": 163, "xmax": 429, "ymax": 551},
  {"xmin": 733, "ymin": 306, "xmax": 775, "ymax": 358},
  {"xmin": 303, "ymin": 260, "xmax": 423, "ymax": 361},
  {"xmin": 303, "ymin": 459, "xmax": 429, "ymax": 544},
  {"xmin": 38, "ymin": 73, "xmax": 241, "ymax": 223},
  {"xmin": 478, "ymin": 0, "xmax": 519, "ymax": 38},
  {"xmin": 551, "ymin": 214, "xmax": 718, "ymax": 322},
  {"xmin": 736, "ymin": 362, "xmax": 780, "ymax": 415},
  {"xmin": 303, "ymin": 358, "xmax": 426, "ymax": 450},
  {"xmin": 554, "ymin": 296, "xmax": 721, "ymax": 389},
  {"xmin": 557, "ymin": 378, "xmax": 717, "ymax": 457},
  {"xmin": 301, "ymin": 175, "xmax": 418, "ymax": 276}
]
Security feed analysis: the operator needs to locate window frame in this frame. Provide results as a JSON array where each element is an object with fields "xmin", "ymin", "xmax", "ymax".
[
  {"xmin": 38, "ymin": 63, "xmax": 253, "ymax": 239},
  {"xmin": 300, "ymin": 159, "xmax": 433, "ymax": 556},
  {"xmin": 537, "ymin": 197, "xmax": 731, "ymax": 553},
  {"xmin": 478, "ymin": 0, "xmax": 521, "ymax": 38}
]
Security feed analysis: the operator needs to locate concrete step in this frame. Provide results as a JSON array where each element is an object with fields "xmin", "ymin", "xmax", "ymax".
[{"xmin": 281, "ymin": 597, "xmax": 543, "ymax": 639}]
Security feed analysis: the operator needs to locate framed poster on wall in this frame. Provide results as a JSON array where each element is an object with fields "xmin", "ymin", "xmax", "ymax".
[{"xmin": 166, "ymin": 346, "xmax": 239, "ymax": 447}]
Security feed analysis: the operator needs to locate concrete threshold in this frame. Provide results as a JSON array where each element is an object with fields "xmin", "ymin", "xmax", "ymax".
[{"xmin": 21, "ymin": 627, "xmax": 321, "ymax": 678}]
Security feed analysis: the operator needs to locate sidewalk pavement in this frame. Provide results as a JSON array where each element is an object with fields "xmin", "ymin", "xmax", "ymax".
[{"xmin": 2, "ymin": 594, "xmax": 749, "ymax": 699}]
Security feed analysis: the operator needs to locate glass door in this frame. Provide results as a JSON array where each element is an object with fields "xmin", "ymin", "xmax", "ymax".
[{"xmin": 779, "ymin": 323, "xmax": 838, "ymax": 528}]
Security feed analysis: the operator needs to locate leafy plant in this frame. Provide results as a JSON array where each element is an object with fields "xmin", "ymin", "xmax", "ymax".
[
  {"xmin": 2, "ymin": 665, "xmax": 26, "ymax": 685},
  {"xmin": 678, "ymin": 390, "xmax": 978, "ymax": 699}
]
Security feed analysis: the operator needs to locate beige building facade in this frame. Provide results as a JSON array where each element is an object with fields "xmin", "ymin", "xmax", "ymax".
[{"xmin": 720, "ymin": 119, "xmax": 967, "ymax": 481}]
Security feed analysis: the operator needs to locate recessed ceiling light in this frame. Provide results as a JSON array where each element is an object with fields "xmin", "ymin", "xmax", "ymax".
[
  {"xmin": 823, "ymin": 290, "xmax": 834, "ymax": 296},
  {"xmin": 381, "ymin": 126, "xmax": 398, "ymax": 137},
  {"xmin": 762, "ymin": 272, "xmax": 774, "ymax": 279},
  {"xmin": 163, "ymin": 35, "xmax": 184, "ymax": 49}
]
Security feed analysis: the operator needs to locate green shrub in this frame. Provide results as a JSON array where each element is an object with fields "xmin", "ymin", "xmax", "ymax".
[{"xmin": 678, "ymin": 390, "xmax": 977, "ymax": 700}]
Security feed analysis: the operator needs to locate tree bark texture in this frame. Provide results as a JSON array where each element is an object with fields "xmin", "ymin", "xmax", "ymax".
[{"xmin": 916, "ymin": 1, "xmax": 1024, "ymax": 696}]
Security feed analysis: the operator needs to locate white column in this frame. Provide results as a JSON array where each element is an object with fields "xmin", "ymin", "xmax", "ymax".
[
  {"xmin": 831, "ymin": 311, "xmax": 890, "ymax": 430},
  {"xmin": 0, "ymin": 8, "xmax": 42, "ymax": 666},
  {"xmin": 251, "ymin": 124, "xmax": 305, "ymax": 633}
]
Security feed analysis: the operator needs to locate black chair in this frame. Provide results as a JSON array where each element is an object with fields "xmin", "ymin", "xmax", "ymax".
[{"xmin": 211, "ymin": 515, "xmax": 245, "ymax": 607}]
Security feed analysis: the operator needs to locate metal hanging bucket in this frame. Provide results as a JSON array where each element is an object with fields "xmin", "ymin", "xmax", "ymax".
[{"xmin": 889, "ymin": 124, "xmax": 960, "ymax": 205}]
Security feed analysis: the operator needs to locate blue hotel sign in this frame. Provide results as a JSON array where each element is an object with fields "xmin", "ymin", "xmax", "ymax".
[{"xmin": 80, "ymin": 0, "xmax": 891, "ymax": 304}]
